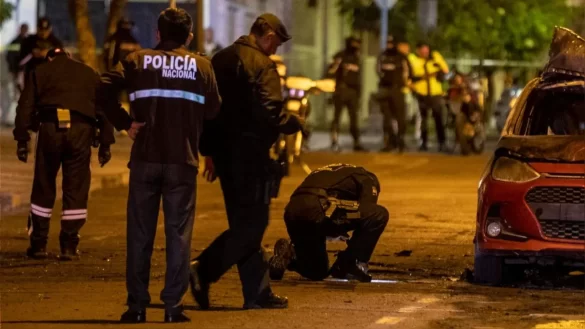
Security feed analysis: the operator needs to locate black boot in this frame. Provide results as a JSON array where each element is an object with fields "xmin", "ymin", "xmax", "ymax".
[
  {"xmin": 164, "ymin": 307, "xmax": 190, "ymax": 323},
  {"xmin": 244, "ymin": 290, "xmax": 289, "ymax": 309},
  {"xmin": 189, "ymin": 260, "xmax": 210, "ymax": 310},
  {"xmin": 120, "ymin": 309, "xmax": 146, "ymax": 323},
  {"xmin": 330, "ymin": 253, "xmax": 372, "ymax": 283},
  {"xmin": 353, "ymin": 143, "xmax": 367, "ymax": 152},
  {"xmin": 269, "ymin": 239, "xmax": 295, "ymax": 280},
  {"xmin": 58, "ymin": 232, "xmax": 80, "ymax": 261},
  {"xmin": 27, "ymin": 213, "xmax": 50, "ymax": 259}
]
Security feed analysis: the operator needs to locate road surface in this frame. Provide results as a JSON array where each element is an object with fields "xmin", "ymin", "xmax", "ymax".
[{"xmin": 1, "ymin": 150, "xmax": 584, "ymax": 329}]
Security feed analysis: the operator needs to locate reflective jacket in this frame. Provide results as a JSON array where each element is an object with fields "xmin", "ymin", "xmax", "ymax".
[
  {"xmin": 408, "ymin": 51, "xmax": 448, "ymax": 96},
  {"xmin": 98, "ymin": 41, "xmax": 221, "ymax": 167}
]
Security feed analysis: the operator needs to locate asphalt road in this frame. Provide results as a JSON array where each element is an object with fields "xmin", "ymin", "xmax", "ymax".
[{"xmin": 1, "ymin": 150, "xmax": 584, "ymax": 329}]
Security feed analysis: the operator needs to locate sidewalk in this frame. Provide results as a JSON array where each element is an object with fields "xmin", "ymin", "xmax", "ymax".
[{"xmin": 0, "ymin": 128, "xmax": 133, "ymax": 214}]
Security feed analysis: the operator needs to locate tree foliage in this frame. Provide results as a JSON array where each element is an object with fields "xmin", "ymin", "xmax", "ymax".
[
  {"xmin": 337, "ymin": 0, "xmax": 576, "ymax": 61},
  {"xmin": 0, "ymin": 0, "xmax": 15, "ymax": 29},
  {"xmin": 68, "ymin": 0, "xmax": 98, "ymax": 69}
]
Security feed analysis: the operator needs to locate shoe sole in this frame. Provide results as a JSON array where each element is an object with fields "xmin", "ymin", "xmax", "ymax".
[
  {"xmin": 189, "ymin": 261, "xmax": 210, "ymax": 310},
  {"xmin": 269, "ymin": 239, "xmax": 292, "ymax": 280}
]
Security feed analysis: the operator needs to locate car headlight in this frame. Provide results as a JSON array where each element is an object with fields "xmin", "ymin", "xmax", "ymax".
[{"xmin": 491, "ymin": 157, "xmax": 540, "ymax": 183}]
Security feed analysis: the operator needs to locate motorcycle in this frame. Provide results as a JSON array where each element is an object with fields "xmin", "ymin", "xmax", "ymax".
[
  {"xmin": 272, "ymin": 76, "xmax": 336, "ymax": 176},
  {"xmin": 456, "ymin": 100, "xmax": 486, "ymax": 155}
]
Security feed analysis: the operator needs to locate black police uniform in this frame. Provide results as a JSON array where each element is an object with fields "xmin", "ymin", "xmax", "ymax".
[
  {"xmin": 19, "ymin": 19, "xmax": 63, "ymax": 84},
  {"xmin": 276, "ymin": 164, "xmax": 389, "ymax": 281},
  {"xmin": 195, "ymin": 31, "xmax": 301, "ymax": 308},
  {"xmin": 377, "ymin": 47, "xmax": 410, "ymax": 151},
  {"xmin": 330, "ymin": 41, "xmax": 362, "ymax": 150},
  {"xmin": 13, "ymin": 52, "xmax": 115, "ymax": 259},
  {"xmin": 103, "ymin": 19, "xmax": 141, "ymax": 71},
  {"xmin": 98, "ymin": 41, "xmax": 221, "ymax": 316}
]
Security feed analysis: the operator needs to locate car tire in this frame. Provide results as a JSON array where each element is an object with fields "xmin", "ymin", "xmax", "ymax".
[{"xmin": 474, "ymin": 246, "xmax": 504, "ymax": 285}]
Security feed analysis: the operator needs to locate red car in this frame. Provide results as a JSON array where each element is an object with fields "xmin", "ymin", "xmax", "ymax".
[{"xmin": 474, "ymin": 28, "xmax": 585, "ymax": 285}]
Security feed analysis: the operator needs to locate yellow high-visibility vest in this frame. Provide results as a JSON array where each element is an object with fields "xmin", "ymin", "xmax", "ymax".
[{"xmin": 408, "ymin": 51, "xmax": 449, "ymax": 96}]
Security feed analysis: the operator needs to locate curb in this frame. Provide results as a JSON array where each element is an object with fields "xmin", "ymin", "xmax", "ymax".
[{"xmin": 0, "ymin": 171, "xmax": 130, "ymax": 216}]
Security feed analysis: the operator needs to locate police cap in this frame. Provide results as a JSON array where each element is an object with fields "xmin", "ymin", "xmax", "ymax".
[
  {"xmin": 37, "ymin": 17, "xmax": 52, "ymax": 31},
  {"xmin": 257, "ymin": 13, "xmax": 291, "ymax": 42}
]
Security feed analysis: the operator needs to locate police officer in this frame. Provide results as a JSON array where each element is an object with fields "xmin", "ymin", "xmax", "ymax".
[
  {"xmin": 103, "ymin": 17, "xmax": 141, "ymax": 71},
  {"xmin": 408, "ymin": 42, "xmax": 449, "ymax": 152},
  {"xmin": 377, "ymin": 36, "xmax": 411, "ymax": 153},
  {"xmin": 13, "ymin": 48, "xmax": 114, "ymax": 261},
  {"xmin": 19, "ymin": 17, "xmax": 63, "ymax": 85},
  {"xmin": 190, "ymin": 13, "xmax": 302, "ymax": 310},
  {"xmin": 329, "ymin": 37, "xmax": 364, "ymax": 152},
  {"xmin": 98, "ymin": 8, "xmax": 221, "ymax": 323},
  {"xmin": 269, "ymin": 163, "xmax": 389, "ymax": 282}
]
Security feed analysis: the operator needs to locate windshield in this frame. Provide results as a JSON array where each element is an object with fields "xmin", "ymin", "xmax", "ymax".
[{"xmin": 522, "ymin": 82, "xmax": 585, "ymax": 136}]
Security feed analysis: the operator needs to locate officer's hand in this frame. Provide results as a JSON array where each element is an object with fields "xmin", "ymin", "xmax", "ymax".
[
  {"xmin": 203, "ymin": 157, "xmax": 217, "ymax": 182},
  {"xmin": 16, "ymin": 141, "xmax": 29, "ymax": 163},
  {"xmin": 98, "ymin": 145, "xmax": 112, "ymax": 167},
  {"xmin": 127, "ymin": 122, "xmax": 145, "ymax": 141}
]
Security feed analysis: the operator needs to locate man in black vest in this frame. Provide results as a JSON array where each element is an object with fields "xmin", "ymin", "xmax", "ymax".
[
  {"xmin": 377, "ymin": 36, "xmax": 411, "ymax": 152},
  {"xmin": 269, "ymin": 164, "xmax": 389, "ymax": 282}
]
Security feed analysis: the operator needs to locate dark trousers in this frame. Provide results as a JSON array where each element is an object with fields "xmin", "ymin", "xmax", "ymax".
[
  {"xmin": 28, "ymin": 122, "xmax": 92, "ymax": 250},
  {"xmin": 196, "ymin": 158, "xmax": 271, "ymax": 305},
  {"xmin": 415, "ymin": 94, "xmax": 446, "ymax": 147},
  {"xmin": 379, "ymin": 87, "xmax": 406, "ymax": 148},
  {"xmin": 126, "ymin": 161, "xmax": 197, "ymax": 313},
  {"xmin": 332, "ymin": 87, "xmax": 360, "ymax": 144},
  {"xmin": 284, "ymin": 196, "xmax": 389, "ymax": 281}
]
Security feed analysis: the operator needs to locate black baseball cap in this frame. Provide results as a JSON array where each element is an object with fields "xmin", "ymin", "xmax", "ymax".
[
  {"xmin": 37, "ymin": 17, "xmax": 52, "ymax": 30},
  {"xmin": 257, "ymin": 13, "xmax": 291, "ymax": 42}
]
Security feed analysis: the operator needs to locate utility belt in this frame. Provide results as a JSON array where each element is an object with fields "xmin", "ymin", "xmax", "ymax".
[
  {"xmin": 293, "ymin": 187, "xmax": 360, "ymax": 222},
  {"xmin": 34, "ymin": 108, "xmax": 101, "ymax": 148}
]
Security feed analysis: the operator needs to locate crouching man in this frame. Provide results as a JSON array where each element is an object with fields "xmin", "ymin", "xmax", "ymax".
[{"xmin": 269, "ymin": 164, "xmax": 389, "ymax": 282}]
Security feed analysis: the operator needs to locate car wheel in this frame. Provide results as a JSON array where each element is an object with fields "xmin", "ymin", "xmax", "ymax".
[{"xmin": 474, "ymin": 249, "xmax": 504, "ymax": 285}]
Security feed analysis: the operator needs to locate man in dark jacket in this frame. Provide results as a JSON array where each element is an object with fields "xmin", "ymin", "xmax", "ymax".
[
  {"xmin": 329, "ymin": 37, "xmax": 364, "ymax": 152},
  {"xmin": 190, "ymin": 13, "xmax": 302, "ymax": 310},
  {"xmin": 19, "ymin": 18, "xmax": 63, "ymax": 84},
  {"xmin": 14, "ymin": 48, "xmax": 114, "ymax": 261},
  {"xmin": 103, "ymin": 18, "xmax": 141, "ymax": 71},
  {"xmin": 98, "ymin": 8, "xmax": 221, "ymax": 323},
  {"xmin": 269, "ymin": 164, "xmax": 389, "ymax": 282},
  {"xmin": 377, "ymin": 36, "xmax": 411, "ymax": 152},
  {"xmin": 6, "ymin": 24, "xmax": 29, "ymax": 89}
]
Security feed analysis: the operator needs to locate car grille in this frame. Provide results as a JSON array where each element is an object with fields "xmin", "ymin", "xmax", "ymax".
[
  {"xmin": 525, "ymin": 187, "xmax": 584, "ymax": 204},
  {"xmin": 539, "ymin": 220, "xmax": 585, "ymax": 241},
  {"xmin": 525, "ymin": 187, "xmax": 585, "ymax": 241}
]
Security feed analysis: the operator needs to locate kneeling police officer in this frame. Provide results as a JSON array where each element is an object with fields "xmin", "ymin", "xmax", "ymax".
[
  {"xmin": 269, "ymin": 163, "xmax": 389, "ymax": 282},
  {"xmin": 14, "ymin": 48, "xmax": 114, "ymax": 260}
]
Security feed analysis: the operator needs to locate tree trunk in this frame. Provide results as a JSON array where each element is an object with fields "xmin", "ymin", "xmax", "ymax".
[
  {"xmin": 68, "ymin": 0, "xmax": 98, "ymax": 70},
  {"xmin": 105, "ymin": 0, "xmax": 128, "ymax": 43}
]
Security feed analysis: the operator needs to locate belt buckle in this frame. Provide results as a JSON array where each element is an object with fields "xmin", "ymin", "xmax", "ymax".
[{"xmin": 57, "ymin": 108, "xmax": 71, "ymax": 129}]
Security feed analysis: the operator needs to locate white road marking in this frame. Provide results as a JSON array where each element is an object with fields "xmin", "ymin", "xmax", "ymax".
[
  {"xmin": 398, "ymin": 306, "xmax": 423, "ymax": 313},
  {"xmin": 533, "ymin": 320, "xmax": 585, "ymax": 329},
  {"xmin": 375, "ymin": 316, "xmax": 404, "ymax": 325}
]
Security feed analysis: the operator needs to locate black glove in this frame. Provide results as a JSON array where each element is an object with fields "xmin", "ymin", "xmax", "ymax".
[
  {"xmin": 98, "ymin": 145, "xmax": 111, "ymax": 167},
  {"xmin": 16, "ymin": 141, "xmax": 29, "ymax": 163}
]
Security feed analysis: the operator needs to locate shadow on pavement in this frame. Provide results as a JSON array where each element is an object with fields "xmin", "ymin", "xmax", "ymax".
[
  {"xmin": 148, "ymin": 303, "xmax": 244, "ymax": 312},
  {"xmin": 2, "ymin": 320, "xmax": 121, "ymax": 324}
]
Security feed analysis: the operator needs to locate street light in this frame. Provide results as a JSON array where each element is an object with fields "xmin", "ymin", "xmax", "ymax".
[{"xmin": 373, "ymin": 0, "xmax": 397, "ymax": 50}]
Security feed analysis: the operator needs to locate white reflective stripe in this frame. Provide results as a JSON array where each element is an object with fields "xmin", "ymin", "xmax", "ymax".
[
  {"xmin": 31, "ymin": 204, "xmax": 52, "ymax": 214},
  {"xmin": 62, "ymin": 214, "xmax": 87, "ymax": 220},
  {"xmin": 31, "ymin": 209, "xmax": 52, "ymax": 218},
  {"xmin": 128, "ymin": 89, "xmax": 206, "ymax": 104},
  {"xmin": 62, "ymin": 209, "xmax": 87, "ymax": 215}
]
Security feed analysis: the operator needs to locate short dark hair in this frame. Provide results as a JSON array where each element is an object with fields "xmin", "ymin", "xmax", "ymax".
[
  {"xmin": 158, "ymin": 8, "xmax": 193, "ymax": 44},
  {"xmin": 250, "ymin": 18, "xmax": 272, "ymax": 37},
  {"xmin": 416, "ymin": 41, "xmax": 430, "ymax": 49}
]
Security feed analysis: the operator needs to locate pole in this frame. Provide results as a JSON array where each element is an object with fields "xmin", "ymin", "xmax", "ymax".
[
  {"xmin": 195, "ymin": 0, "xmax": 203, "ymax": 52},
  {"xmin": 169, "ymin": 0, "xmax": 176, "ymax": 8},
  {"xmin": 374, "ymin": 0, "xmax": 396, "ymax": 51}
]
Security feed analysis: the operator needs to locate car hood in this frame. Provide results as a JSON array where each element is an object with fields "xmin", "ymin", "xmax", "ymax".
[{"xmin": 497, "ymin": 136, "xmax": 585, "ymax": 162}]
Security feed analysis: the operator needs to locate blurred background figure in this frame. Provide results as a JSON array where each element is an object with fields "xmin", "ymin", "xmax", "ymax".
[
  {"xmin": 408, "ymin": 42, "xmax": 449, "ymax": 152},
  {"xmin": 204, "ymin": 27, "xmax": 223, "ymax": 57},
  {"xmin": 329, "ymin": 36, "xmax": 365, "ymax": 152},
  {"xmin": 19, "ymin": 17, "xmax": 63, "ymax": 86},
  {"xmin": 103, "ymin": 17, "xmax": 141, "ymax": 72},
  {"xmin": 2, "ymin": 23, "xmax": 29, "ymax": 127},
  {"xmin": 494, "ymin": 75, "xmax": 521, "ymax": 134}
]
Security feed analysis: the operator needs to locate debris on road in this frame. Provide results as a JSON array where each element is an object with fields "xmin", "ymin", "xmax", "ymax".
[{"xmin": 394, "ymin": 250, "xmax": 412, "ymax": 257}]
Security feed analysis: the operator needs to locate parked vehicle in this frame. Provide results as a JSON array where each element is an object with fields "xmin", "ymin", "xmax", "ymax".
[{"xmin": 474, "ymin": 28, "xmax": 585, "ymax": 285}]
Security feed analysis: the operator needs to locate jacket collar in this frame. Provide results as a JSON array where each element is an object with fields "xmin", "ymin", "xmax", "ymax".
[
  {"xmin": 234, "ymin": 35, "xmax": 269, "ymax": 56},
  {"xmin": 155, "ymin": 40, "xmax": 185, "ymax": 51}
]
